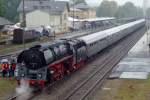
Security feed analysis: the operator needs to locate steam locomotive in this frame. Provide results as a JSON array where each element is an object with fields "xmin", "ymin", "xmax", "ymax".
[{"xmin": 17, "ymin": 19, "xmax": 145, "ymax": 89}]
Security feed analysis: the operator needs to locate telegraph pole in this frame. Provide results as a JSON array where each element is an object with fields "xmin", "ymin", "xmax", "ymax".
[
  {"xmin": 143, "ymin": 0, "xmax": 150, "ymax": 50},
  {"xmin": 22, "ymin": 0, "xmax": 26, "ymax": 49},
  {"xmin": 73, "ymin": 0, "xmax": 75, "ymax": 32},
  {"xmin": 143, "ymin": 0, "xmax": 146, "ymax": 18}
]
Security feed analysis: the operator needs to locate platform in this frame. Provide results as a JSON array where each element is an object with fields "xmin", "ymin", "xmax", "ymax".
[{"xmin": 110, "ymin": 32, "xmax": 150, "ymax": 79}]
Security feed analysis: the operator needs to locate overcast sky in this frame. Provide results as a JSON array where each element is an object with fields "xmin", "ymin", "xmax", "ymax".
[{"xmin": 56, "ymin": 0, "xmax": 149, "ymax": 7}]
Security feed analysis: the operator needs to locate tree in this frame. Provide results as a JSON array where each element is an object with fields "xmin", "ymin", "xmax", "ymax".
[
  {"xmin": 3, "ymin": 0, "xmax": 20, "ymax": 22},
  {"xmin": 115, "ymin": 2, "xmax": 141, "ymax": 18},
  {"xmin": 0, "ymin": 0, "xmax": 5, "ymax": 17},
  {"xmin": 96, "ymin": 1, "xmax": 143, "ymax": 18},
  {"xmin": 136, "ymin": 7, "xmax": 143, "ymax": 18},
  {"xmin": 96, "ymin": 0, "xmax": 118, "ymax": 17},
  {"xmin": 146, "ymin": 8, "xmax": 150, "ymax": 18}
]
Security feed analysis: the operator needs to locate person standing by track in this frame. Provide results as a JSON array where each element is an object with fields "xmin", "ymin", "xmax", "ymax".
[
  {"xmin": 9, "ymin": 57, "xmax": 16, "ymax": 78},
  {"xmin": 1, "ymin": 59, "xmax": 9, "ymax": 78}
]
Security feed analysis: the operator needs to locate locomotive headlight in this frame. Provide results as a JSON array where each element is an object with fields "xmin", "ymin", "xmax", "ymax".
[
  {"xmin": 38, "ymin": 74, "xmax": 42, "ymax": 78},
  {"xmin": 50, "ymin": 70, "xmax": 54, "ymax": 74},
  {"xmin": 21, "ymin": 74, "xmax": 25, "ymax": 77}
]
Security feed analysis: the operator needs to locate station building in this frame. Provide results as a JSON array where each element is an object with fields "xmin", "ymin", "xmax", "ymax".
[
  {"xmin": 69, "ymin": 3, "xmax": 96, "ymax": 19},
  {"xmin": 18, "ymin": 0, "xmax": 70, "ymax": 34}
]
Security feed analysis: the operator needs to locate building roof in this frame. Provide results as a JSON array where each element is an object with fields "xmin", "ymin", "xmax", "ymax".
[
  {"xmin": 18, "ymin": 0, "xmax": 69, "ymax": 15},
  {"xmin": 73, "ymin": 3, "xmax": 90, "ymax": 11},
  {"xmin": 83, "ymin": 17, "xmax": 115, "ymax": 22},
  {"xmin": 0, "ymin": 17, "xmax": 13, "ymax": 26},
  {"xmin": 68, "ymin": 17, "xmax": 115, "ymax": 22}
]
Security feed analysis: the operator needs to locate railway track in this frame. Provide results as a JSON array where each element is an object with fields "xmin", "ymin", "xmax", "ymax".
[
  {"xmin": 61, "ymin": 27, "xmax": 146, "ymax": 100},
  {"xmin": 0, "ymin": 51, "xmax": 20, "ymax": 61},
  {"xmin": 7, "ymin": 26, "xmax": 146, "ymax": 100},
  {"xmin": 8, "ymin": 93, "xmax": 40, "ymax": 100},
  {"xmin": 8, "ymin": 81, "xmax": 57, "ymax": 100},
  {"xmin": 8, "ymin": 95, "xmax": 18, "ymax": 100}
]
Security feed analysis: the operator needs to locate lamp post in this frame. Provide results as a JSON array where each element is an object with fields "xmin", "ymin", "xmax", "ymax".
[
  {"xmin": 143, "ymin": 0, "xmax": 150, "ymax": 50},
  {"xmin": 73, "ymin": 0, "xmax": 75, "ymax": 32},
  {"xmin": 143, "ymin": 0, "xmax": 147, "ymax": 19},
  {"xmin": 22, "ymin": 0, "xmax": 26, "ymax": 49}
]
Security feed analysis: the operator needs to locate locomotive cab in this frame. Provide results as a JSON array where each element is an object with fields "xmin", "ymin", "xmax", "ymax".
[{"xmin": 66, "ymin": 39, "xmax": 87, "ymax": 68}]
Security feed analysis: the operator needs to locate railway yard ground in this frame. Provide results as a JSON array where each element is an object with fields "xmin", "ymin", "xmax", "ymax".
[{"xmin": 0, "ymin": 24, "xmax": 149, "ymax": 100}]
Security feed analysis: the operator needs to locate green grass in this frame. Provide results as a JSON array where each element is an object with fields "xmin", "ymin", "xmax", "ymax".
[
  {"xmin": 0, "ymin": 79, "xmax": 17, "ymax": 100},
  {"xmin": 114, "ymin": 78, "xmax": 150, "ymax": 100},
  {"xmin": 98, "ymin": 77, "xmax": 150, "ymax": 100}
]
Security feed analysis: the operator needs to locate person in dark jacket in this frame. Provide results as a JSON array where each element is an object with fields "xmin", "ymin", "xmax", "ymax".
[{"xmin": 9, "ymin": 58, "xmax": 16, "ymax": 77}]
